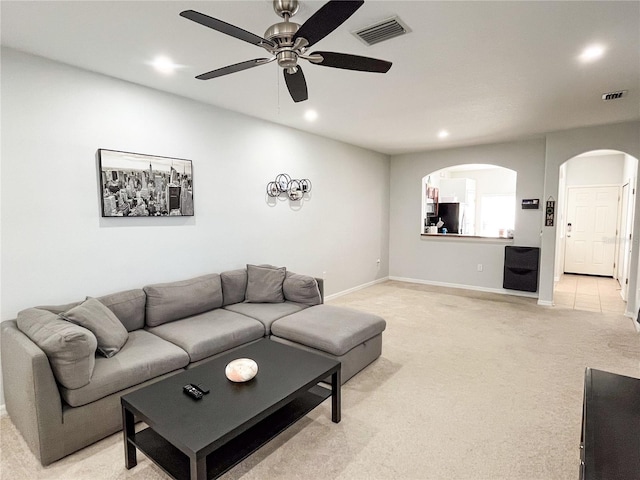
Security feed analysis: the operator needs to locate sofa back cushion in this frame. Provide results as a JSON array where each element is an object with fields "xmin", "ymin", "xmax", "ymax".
[
  {"xmin": 220, "ymin": 269, "xmax": 248, "ymax": 306},
  {"xmin": 283, "ymin": 272, "xmax": 323, "ymax": 306},
  {"xmin": 16, "ymin": 308, "xmax": 97, "ymax": 389},
  {"xmin": 144, "ymin": 274, "xmax": 223, "ymax": 327},
  {"xmin": 35, "ymin": 300, "xmax": 82, "ymax": 314},
  {"xmin": 59, "ymin": 298, "xmax": 129, "ymax": 358},
  {"xmin": 245, "ymin": 264, "xmax": 286, "ymax": 303},
  {"xmin": 94, "ymin": 289, "xmax": 146, "ymax": 331}
]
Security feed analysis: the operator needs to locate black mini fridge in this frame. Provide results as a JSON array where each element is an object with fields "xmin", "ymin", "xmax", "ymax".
[{"xmin": 503, "ymin": 246, "xmax": 540, "ymax": 292}]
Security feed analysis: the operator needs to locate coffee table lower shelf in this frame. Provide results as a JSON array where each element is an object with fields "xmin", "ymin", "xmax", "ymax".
[{"xmin": 128, "ymin": 384, "xmax": 332, "ymax": 480}]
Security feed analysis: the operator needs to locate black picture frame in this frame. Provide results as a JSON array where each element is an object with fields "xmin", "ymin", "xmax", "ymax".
[{"xmin": 98, "ymin": 149, "xmax": 194, "ymax": 217}]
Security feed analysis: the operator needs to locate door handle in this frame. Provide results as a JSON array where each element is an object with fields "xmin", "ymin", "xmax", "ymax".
[{"xmin": 567, "ymin": 222, "xmax": 572, "ymax": 237}]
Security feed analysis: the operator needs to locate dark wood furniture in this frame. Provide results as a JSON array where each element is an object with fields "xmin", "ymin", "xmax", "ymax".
[
  {"xmin": 121, "ymin": 339, "xmax": 341, "ymax": 480},
  {"xmin": 580, "ymin": 368, "xmax": 640, "ymax": 480}
]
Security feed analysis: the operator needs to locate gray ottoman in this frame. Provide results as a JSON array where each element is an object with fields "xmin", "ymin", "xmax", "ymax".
[{"xmin": 270, "ymin": 304, "xmax": 386, "ymax": 384}]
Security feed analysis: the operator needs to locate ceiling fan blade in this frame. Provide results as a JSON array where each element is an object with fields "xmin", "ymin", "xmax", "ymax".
[
  {"xmin": 310, "ymin": 51, "xmax": 392, "ymax": 73},
  {"xmin": 180, "ymin": 10, "xmax": 275, "ymax": 48},
  {"xmin": 284, "ymin": 67, "xmax": 308, "ymax": 103},
  {"xmin": 293, "ymin": 0, "xmax": 364, "ymax": 48},
  {"xmin": 196, "ymin": 58, "xmax": 272, "ymax": 80}
]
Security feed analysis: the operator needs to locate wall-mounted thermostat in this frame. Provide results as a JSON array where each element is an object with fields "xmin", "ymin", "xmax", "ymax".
[{"xmin": 522, "ymin": 199, "xmax": 540, "ymax": 209}]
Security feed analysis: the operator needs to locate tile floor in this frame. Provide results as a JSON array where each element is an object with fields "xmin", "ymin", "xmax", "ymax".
[{"xmin": 554, "ymin": 274, "xmax": 627, "ymax": 313}]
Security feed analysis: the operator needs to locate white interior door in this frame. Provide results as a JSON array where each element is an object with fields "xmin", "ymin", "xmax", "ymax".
[
  {"xmin": 564, "ymin": 186, "xmax": 619, "ymax": 276},
  {"xmin": 616, "ymin": 184, "xmax": 628, "ymax": 283},
  {"xmin": 618, "ymin": 183, "xmax": 633, "ymax": 299}
]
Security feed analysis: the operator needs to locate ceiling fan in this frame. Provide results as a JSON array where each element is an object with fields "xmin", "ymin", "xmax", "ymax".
[{"xmin": 180, "ymin": 0, "xmax": 392, "ymax": 103}]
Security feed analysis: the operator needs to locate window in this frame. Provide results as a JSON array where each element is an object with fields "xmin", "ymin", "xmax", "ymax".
[{"xmin": 480, "ymin": 195, "xmax": 515, "ymax": 237}]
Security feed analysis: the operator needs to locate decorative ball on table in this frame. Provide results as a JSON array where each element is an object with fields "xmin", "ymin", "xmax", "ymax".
[{"xmin": 225, "ymin": 358, "xmax": 258, "ymax": 382}]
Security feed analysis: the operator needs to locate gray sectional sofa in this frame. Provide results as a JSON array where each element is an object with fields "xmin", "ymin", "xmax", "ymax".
[{"xmin": 0, "ymin": 265, "xmax": 386, "ymax": 466}]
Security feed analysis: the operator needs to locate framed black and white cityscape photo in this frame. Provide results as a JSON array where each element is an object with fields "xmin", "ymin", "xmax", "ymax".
[{"xmin": 98, "ymin": 149, "xmax": 194, "ymax": 217}]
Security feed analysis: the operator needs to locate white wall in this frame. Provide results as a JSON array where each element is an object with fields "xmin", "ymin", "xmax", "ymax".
[
  {"xmin": 450, "ymin": 168, "xmax": 517, "ymax": 235},
  {"xmin": 390, "ymin": 139, "xmax": 545, "ymax": 291},
  {"xmin": 565, "ymin": 154, "xmax": 625, "ymax": 186},
  {"xmin": 554, "ymin": 163, "xmax": 568, "ymax": 280},
  {"xmin": 450, "ymin": 168, "xmax": 516, "ymax": 195},
  {"xmin": 0, "ymin": 48, "xmax": 391, "ymax": 405},
  {"xmin": 623, "ymin": 154, "xmax": 637, "ymax": 187},
  {"xmin": 626, "ymin": 154, "xmax": 640, "ymax": 324}
]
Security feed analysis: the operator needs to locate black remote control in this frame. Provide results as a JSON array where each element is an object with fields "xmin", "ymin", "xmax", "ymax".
[
  {"xmin": 195, "ymin": 383, "xmax": 210, "ymax": 394},
  {"xmin": 183, "ymin": 384, "xmax": 203, "ymax": 400}
]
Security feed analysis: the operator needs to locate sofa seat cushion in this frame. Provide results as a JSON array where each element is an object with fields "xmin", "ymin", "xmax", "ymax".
[
  {"xmin": 223, "ymin": 302, "xmax": 308, "ymax": 334},
  {"xmin": 270, "ymin": 305, "xmax": 386, "ymax": 356},
  {"xmin": 59, "ymin": 330, "xmax": 189, "ymax": 407},
  {"xmin": 146, "ymin": 309, "xmax": 265, "ymax": 363}
]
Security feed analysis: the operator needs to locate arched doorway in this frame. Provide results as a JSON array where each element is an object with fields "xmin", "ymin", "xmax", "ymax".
[{"xmin": 553, "ymin": 149, "xmax": 638, "ymax": 312}]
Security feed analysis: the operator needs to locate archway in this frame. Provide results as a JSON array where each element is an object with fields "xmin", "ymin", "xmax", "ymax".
[
  {"xmin": 537, "ymin": 122, "xmax": 640, "ymax": 330},
  {"xmin": 422, "ymin": 164, "xmax": 517, "ymax": 236},
  {"xmin": 552, "ymin": 149, "xmax": 639, "ymax": 315}
]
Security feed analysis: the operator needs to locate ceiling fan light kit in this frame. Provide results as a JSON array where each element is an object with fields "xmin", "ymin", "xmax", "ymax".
[{"xmin": 180, "ymin": 0, "xmax": 392, "ymax": 103}]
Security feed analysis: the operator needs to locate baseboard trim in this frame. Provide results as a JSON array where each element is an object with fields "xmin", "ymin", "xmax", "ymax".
[
  {"xmin": 0, "ymin": 404, "xmax": 7, "ymax": 417},
  {"xmin": 389, "ymin": 276, "xmax": 540, "ymax": 299},
  {"xmin": 325, "ymin": 277, "xmax": 389, "ymax": 301}
]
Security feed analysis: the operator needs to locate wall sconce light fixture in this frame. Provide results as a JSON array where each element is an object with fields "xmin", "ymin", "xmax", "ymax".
[{"xmin": 267, "ymin": 173, "xmax": 312, "ymax": 201}]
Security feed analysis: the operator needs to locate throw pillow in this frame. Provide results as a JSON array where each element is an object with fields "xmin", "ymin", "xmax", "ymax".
[
  {"xmin": 283, "ymin": 272, "xmax": 322, "ymax": 305},
  {"xmin": 60, "ymin": 298, "xmax": 129, "ymax": 358},
  {"xmin": 17, "ymin": 308, "xmax": 97, "ymax": 389},
  {"xmin": 245, "ymin": 264, "xmax": 286, "ymax": 303}
]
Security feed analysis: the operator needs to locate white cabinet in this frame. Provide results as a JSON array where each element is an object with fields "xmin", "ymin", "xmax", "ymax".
[{"xmin": 439, "ymin": 178, "xmax": 476, "ymax": 204}]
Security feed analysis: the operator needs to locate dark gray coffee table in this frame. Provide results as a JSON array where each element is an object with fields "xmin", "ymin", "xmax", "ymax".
[{"xmin": 121, "ymin": 339, "xmax": 341, "ymax": 480}]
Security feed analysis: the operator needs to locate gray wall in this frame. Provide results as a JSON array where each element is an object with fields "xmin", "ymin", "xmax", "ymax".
[
  {"xmin": 0, "ymin": 48, "xmax": 391, "ymax": 405},
  {"xmin": 389, "ymin": 139, "xmax": 546, "ymax": 291}
]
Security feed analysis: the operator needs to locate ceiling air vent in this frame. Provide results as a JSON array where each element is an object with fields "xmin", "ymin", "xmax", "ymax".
[
  {"xmin": 352, "ymin": 16, "xmax": 410, "ymax": 46},
  {"xmin": 602, "ymin": 90, "xmax": 628, "ymax": 101}
]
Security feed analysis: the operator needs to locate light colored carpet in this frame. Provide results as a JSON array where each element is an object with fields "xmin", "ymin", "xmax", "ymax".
[{"xmin": 1, "ymin": 280, "xmax": 639, "ymax": 480}]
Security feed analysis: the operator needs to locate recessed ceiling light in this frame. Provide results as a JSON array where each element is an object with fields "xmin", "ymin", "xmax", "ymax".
[
  {"xmin": 579, "ymin": 44, "xmax": 605, "ymax": 62},
  {"xmin": 438, "ymin": 130, "xmax": 449, "ymax": 139},
  {"xmin": 150, "ymin": 56, "xmax": 179, "ymax": 74},
  {"xmin": 304, "ymin": 110, "xmax": 318, "ymax": 122}
]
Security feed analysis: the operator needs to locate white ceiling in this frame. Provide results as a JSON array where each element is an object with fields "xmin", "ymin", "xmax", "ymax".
[{"xmin": 2, "ymin": 1, "xmax": 639, "ymax": 155}]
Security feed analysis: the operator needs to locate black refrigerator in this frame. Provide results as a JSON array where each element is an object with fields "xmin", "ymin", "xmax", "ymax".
[{"xmin": 436, "ymin": 202, "xmax": 463, "ymax": 233}]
